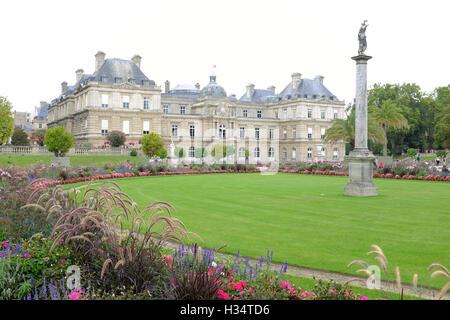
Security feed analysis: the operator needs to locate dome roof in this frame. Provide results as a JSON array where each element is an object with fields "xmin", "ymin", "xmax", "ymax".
[{"xmin": 200, "ymin": 75, "xmax": 227, "ymax": 98}]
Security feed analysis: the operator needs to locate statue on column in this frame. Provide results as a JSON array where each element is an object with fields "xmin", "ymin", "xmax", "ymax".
[{"xmin": 358, "ymin": 20, "xmax": 368, "ymax": 55}]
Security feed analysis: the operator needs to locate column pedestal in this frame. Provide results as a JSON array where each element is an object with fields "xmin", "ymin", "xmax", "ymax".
[{"xmin": 344, "ymin": 149, "xmax": 377, "ymax": 196}]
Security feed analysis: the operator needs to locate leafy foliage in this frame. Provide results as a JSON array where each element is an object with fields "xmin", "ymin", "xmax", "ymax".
[
  {"xmin": 11, "ymin": 126, "xmax": 29, "ymax": 146},
  {"xmin": 106, "ymin": 131, "xmax": 126, "ymax": 147},
  {"xmin": 0, "ymin": 96, "xmax": 14, "ymax": 144},
  {"xmin": 141, "ymin": 132, "xmax": 164, "ymax": 158},
  {"xmin": 44, "ymin": 127, "xmax": 74, "ymax": 157}
]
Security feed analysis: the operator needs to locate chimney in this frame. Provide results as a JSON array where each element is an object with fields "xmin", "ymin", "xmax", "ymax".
[
  {"xmin": 75, "ymin": 69, "xmax": 84, "ymax": 83},
  {"xmin": 267, "ymin": 85, "xmax": 276, "ymax": 94},
  {"xmin": 131, "ymin": 54, "xmax": 142, "ymax": 68},
  {"xmin": 291, "ymin": 72, "xmax": 302, "ymax": 90},
  {"xmin": 95, "ymin": 51, "xmax": 106, "ymax": 72},
  {"xmin": 195, "ymin": 83, "xmax": 200, "ymax": 90},
  {"xmin": 314, "ymin": 75, "xmax": 324, "ymax": 84},
  {"xmin": 61, "ymin": 81, "xmax": 68, "ymax": 93},
  {"xmin": 246, "ymin": 83, "xmax": 255, "ymax": 99},
  {"xmin": 165, "ymin": 80, "xmax": 170, "ymax": 93}
]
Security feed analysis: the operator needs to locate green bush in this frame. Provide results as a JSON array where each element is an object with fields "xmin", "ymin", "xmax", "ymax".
[
  {"xmin": 106, "ymin": 131, "xmax": 126, "ymax": 147},
  {"xmin": 11, "ymin": 127, "xmax": 30, "ymax": 146},
  {"xmin": 44, "ymin": 126, "xmax": 74, "ymax": 157},
  {"xmin": 130, "ymin": 150, "xmax": 138, "ymax": 157},
  {"xmin": 407, "ymin": 148, "xmax": 418, "ymax": 158},
  {"xmin": 141, "ymin": 132, "xmax": 164, "ymax": 158},
  {"xmin": 436, "ymin": 150, "xmax": 446, "ymax": 158}
]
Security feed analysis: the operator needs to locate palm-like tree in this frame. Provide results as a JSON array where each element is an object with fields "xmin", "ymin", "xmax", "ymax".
[
  {"xmin": 369, "ymin": 99, "xmax": 409, "ymax": 156},
  {"xmin": 324, "ymin": 106, "xmax": 385, "ymax": 150}
]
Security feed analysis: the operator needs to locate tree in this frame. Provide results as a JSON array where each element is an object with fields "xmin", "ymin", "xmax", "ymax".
[
  {"xmin": 194, "ymin": 147, "xmax": 208, "ymax": 164},
  {"xmin": 106, "ymin": 131, "xmax": 126, "ymax": 147},
  {"xmin": 141, "ymin": 132, "xmax": 165, "ymax": 158},
  {"xmin": 0, "ymin": 96, "xmax": 14, "ymax": 144},
  {"xmin": 174, "ymin": 147, "xmax": 184, "ymax": 158},
  {"xmin": 324, "ymin": 105, "xmax": 385, "ymax": 150},
  {"xmin": 11, "ymin": 126, "xmax": 29, "ymax": 146},
  {"xmin": 434, "ymin": 85, "xmax": 450, "ymax": 148},
  {"xmin": 159, "ymin": 148, "xmax": 168, "ymax": 159},
  {"xmin": 31, "ymin": 129, "xmax": 46, "ymax": 146},
  {"xmin": 369, "ymin": 99, "xmax": 409, "ymax": 156},
  {"xmin": 44, "ymin": 126, "xmax": 74, "ymax": 157}
]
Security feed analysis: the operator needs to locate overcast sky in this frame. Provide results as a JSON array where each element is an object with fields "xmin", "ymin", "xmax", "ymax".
[{"xmin": 1, "ymin": 0, "xmax": 449, "ymax": 114}]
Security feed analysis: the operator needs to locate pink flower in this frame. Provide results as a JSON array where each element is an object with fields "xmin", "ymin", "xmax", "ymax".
[
  {"xmin": 61, "ymin": 259, "xmax": 66, "ymax": 264},
  {"xmin": 44, "ymin": 257, "xmax": 49, "ymax": 261},
  {"xmin": 1, "ymin": 241, "xmax": 7, "ymax": 248},
  {"xmin": 360, "ymin": 295, "xmax": 368, "ymax": 300},
  {"xmin": 238, "ymin": 290, "xmax": 246, "ymax": 295},
  {"xmin": 25, "ymin": 253, "xmax": 31, "ymax": 259},
  {"xmin": 69, "ymin": 292, "xmax": 80, "ymax": 300}
]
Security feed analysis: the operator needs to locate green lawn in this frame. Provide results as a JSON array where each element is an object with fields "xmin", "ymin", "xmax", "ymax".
[
  {"xmin": 0, "ymin": 155, "xmax": 143, "ymax": 168},
  {"xmin": 68, "ymin": 173, "xmax": 450, "ymax": 289}
]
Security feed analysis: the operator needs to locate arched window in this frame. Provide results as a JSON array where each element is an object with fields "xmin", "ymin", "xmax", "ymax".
[
  {"xmin": 239, "ymin": 147, "xmax": 245, "ymax": 157},
  {"xmin": 254, "ymin": 147, "xmax": 260, "ymax": 158},
  {"xmin": 292, "ymin": 148, "xmax": 296, "ymax": 160},
  {"xmin": 333, "ymin": 148, "xmax": 338, "ymax": 159},
  {"xmin": 268, "ymin": 147, "xmax": 275, "ymax": 158},
  {"xmin": 282, "ymin": 147, "xmax": 287, "ymax": 159}
]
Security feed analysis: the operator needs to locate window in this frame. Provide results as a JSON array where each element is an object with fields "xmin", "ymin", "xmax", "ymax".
[
  {"xmin": 180, "ymin": 106, "xmax": 186, "ymax": 114},
  {"xmin": 257, "ymin": 110, "xmax": 262, "ymax": 118},
  {"xmin": 123, "ymin": 120, "xmax": 129, "ymax": 134},
  {"xmin": 307, "ymin": 147, "xmax": 312, "ymax": 159},
  {"xmin": 283, "ymin": 109, "xmax": 287, "ymax": 119},
  {"xmin": 333, "ymin": 110, "xmax": 338, "ymax": 120},
  {"xmin": 240, "ymin": 127, "xmax": 245, "ymax": 139},
  {"xmin": 219, "ymin": 124, "xmax": 226, "ymax": 139},
  {"xmin": 320, "ymin": 147, "xmax": 326, "ymax": 156},
  {"xmin": 101, "ymin": 119, "xmax": 108, "ymax": 134},
  {"xmin": 163, "ymin": 105, "xmax": 168, "ymax": 114},
  {"xmin": 292, "ymin": 108, "xmax": 296, "ymax": 118},
  {"xmin": 321, "ymin": 128, "xmax": 326, "ymax": 139},
  {"xmin": 333, "ymin": 148, "xmax": 338, "ymax": 159},
  {"xmin": 189, "ymin": 146, "xmax": 195, "ymax": 158},
  {"xmin": 255, "ymin": 128, "xmax": 260, "ymax": 140},
  {"xmin": 282, "ymin": 148, "xmax": 287, "ymax": 159},
  {"xmin": 143, "ymin": 121, "xmax": 150, "ymax": 135},
  {"xmin": 292, "ymin": 148, "xmax": 296, "ymax": 160},
  {"xmin": 269, "ymin": 128, "xmax": 274, "ymax": 140},
  {"xmin": 39, "ymin": 123, "xmax": 42, "ymax": 129},
  {"xmin": 85, "ymin": 119, "xmax": 88, "ymax": 129},
  {"xmin": 143, "ymin": 97, "xmax": 149, "ymax": 110},
  {"xmin": 308, "ymin": 127, "xmax": 313, "ymax": 140},
  {"xmin": 268, "ymin": 147, "xmax": 275, "ymax": 158},
  {"xmin": 321, "ymin": 110, "xmax": 326, "ymax": 119},
  {"xmin": 101, "ymin": 94, "xmax": 109, "ymax": 108},
  {"xmin": 308, "ymin": 108, "xmax": 312, "ymax": 119},
  {"xmin": 283, "ymin": 128, "xmax": 287, "ymax": 140},
  {"xmin": 239, "ymin": 147, "xmax": 245, "ymax": 157},
  {"xmin": 123, "ymin": 96, "xmax": 130, "ymax": 109},
  {"xmin": 292, "ymin": 127, "xmax": 296, "ymax": 139},
  {"xmin": 275, "ymin": 110, "xmax": 278, "ymax": 119},
  {"xmin": 190, "ymin": 125, "xmax": 195, "ymax": 138},
  {"xmin": 254, "ymin": 147, "xmax": 260, "ymax": 158},
  {"xmin": 243, "ymin": 109, "xmax": 248, "ymax": 118},
  {"xmin": 172, "ymin": 125, "xmax": 178, "ymax": 137}
]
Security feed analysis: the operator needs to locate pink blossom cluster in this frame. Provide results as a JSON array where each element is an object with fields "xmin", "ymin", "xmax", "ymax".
[{"xmin": 373, "ymin": 172, "xmax": 450, "ymax": 182}]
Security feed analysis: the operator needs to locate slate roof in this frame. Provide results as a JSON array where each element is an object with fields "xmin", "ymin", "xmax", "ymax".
[
  {"xmin": 278, "ymin": 78, "xmax": 337, "ymax": 101},
  {"xmin": 91, "ymin": 58, "xmax": 155, "ymax": 86},
  {"xmin": 200, "ymin": 75, "xmax": 227, "ymax": 98},
  {"xmin": 163, "ymin": 84, "xmax": 201, "ymax": 98},
  {"xmin": 34, "ymin": 102, "xmax": 49, "ymax": 120},
  {"xmin": 239, "ymin": 89, "xmax": 277, "ymax": 103}
]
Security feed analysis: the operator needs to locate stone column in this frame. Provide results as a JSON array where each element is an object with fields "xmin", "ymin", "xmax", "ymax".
[{"xmin": 344, "ymin": 54, "xmax": 378, "ymax": 197}]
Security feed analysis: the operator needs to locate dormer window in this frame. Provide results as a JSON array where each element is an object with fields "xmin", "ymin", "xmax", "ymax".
[
  {"xmin": 142, "ymin": 80, "xmax": 150, "ymax": 86},
  {"xmin": 128, "ymin": 78, "xmax": 135, "ymax": 84},
  {"xmin": 115, "ymin": 77, "xmax": 122, "ymax": 83},
  {"xmin": 101, "ymin": 76, "xmax": 108, "ymax": 82}
]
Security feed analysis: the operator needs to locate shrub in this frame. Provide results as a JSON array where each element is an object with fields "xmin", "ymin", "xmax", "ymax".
[
  {"xmin": 141, "ymin": 132, "xmax": 164, "ymax": 158},
  {"xmin": 44, "ymin": 127, "xmax": 74, "ymax": 157},
  {"xmin": 106, "ymin": 131, "xmax": 126, "ymax": 147},
  {"xmin": 407, "ymin": 148, "xmax": 418, "ymax": 158},
  {"xmin": 436, "ymin": 150, "xmax": 446, "ymax": 158},
  {"xmin": 130, "ymin": 150, "xmax": 138, "ymax": 157},
  {"xmin": 11, "ymin": 126, "xmax": 29, "ymax": 146}
]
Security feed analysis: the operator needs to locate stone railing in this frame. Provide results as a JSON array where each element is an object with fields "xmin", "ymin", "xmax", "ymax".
[{"xmin": 0, "ymin": 145, "xmax": 142, "ymax": 156}]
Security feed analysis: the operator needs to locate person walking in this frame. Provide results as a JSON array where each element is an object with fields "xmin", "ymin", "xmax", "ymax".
[
  {"xmin": 416, "ymin": 153, "xmax": 421, "ymax": 163},
  {"xmin": 436, "ymin": 156, "xmax": 440, "ymax": 166}
]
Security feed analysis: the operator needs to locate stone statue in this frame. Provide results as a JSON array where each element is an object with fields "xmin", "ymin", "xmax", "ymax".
[
  {"xmin": 358, "ymin": 20, "xmax": 368, "ymax": 55},
  {"xmin": 169, "ymin": 136, "xmax": 175, "ymax": 158}
]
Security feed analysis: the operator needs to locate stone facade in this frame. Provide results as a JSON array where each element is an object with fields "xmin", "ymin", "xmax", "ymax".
[{"xmin": 47, "ymin": 52, "xmax": 346, "ymax": 164}]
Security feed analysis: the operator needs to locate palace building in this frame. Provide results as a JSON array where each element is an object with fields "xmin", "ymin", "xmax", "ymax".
[{"xmin": 47, "ymin": 52, "xmax": 346, "ymax": 164}]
